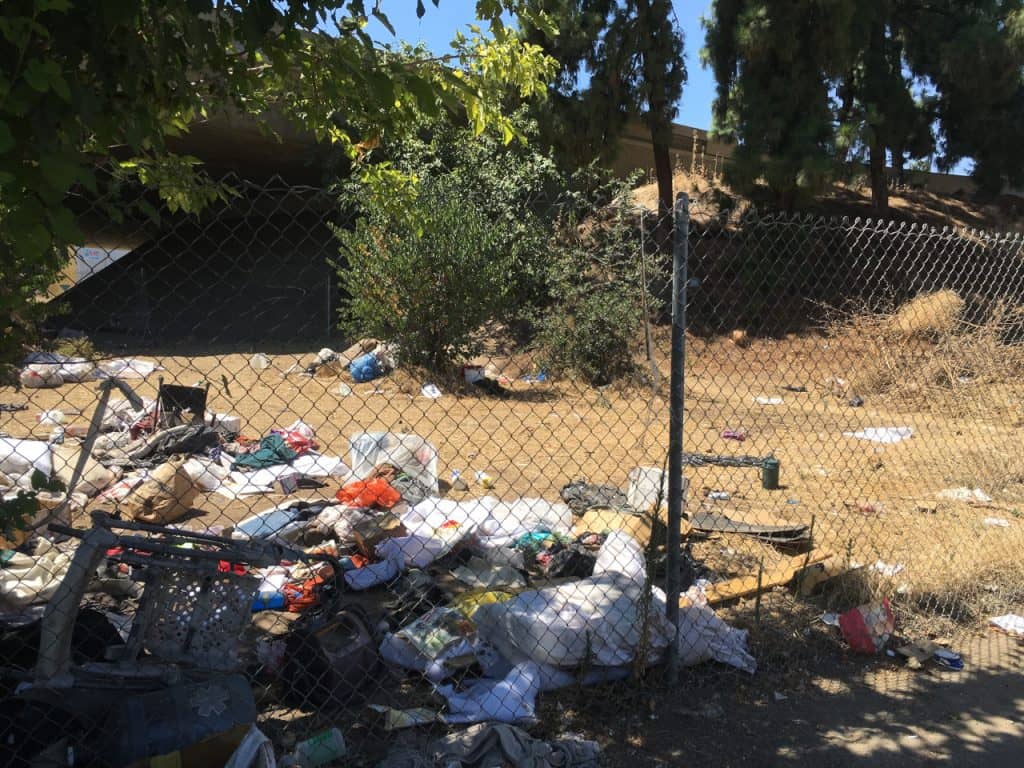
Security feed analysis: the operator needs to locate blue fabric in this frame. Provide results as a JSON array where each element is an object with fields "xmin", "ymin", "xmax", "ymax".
[{"xmin": 350, "ymin": 353, "xmax": 382, "ymax": 383}]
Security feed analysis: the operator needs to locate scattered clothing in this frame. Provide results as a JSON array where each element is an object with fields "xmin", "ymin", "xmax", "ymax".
[
  {"xmin": 392, "ymin": 473, "xmax": 434, "ymax": 507},
  {"xmin": 434, "ymin": 723, "xmax": 600, "ymax": 768},
  {"xmin": 844, "ymin": 427, "xmax": 913, "ymax": 444},
  {"xmin": 559, "ymin": 480, "xmax": 631, "ymax": 514},
  {"xmin": 233, "ymin": 433, "xmax": 298, "ymax": 470},
  {"xmin": 438, "ymin": 662, "xmax": 541, "ymax": 725}
]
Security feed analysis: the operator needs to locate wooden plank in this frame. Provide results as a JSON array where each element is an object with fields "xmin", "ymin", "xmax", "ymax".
[{"xmin": 698, "ymin": 549, "xmax": 832, "ymax": 606}]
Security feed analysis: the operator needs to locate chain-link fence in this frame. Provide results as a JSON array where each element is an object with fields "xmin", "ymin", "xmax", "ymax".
[{"xmin": 1, "ymin": 174, "xmax": 1022, "ymax": 766}]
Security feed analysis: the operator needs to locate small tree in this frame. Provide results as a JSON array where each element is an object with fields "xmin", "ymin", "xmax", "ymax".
[{"xmin": 336, "ymin": 183, "xmax": 515, "ymax": 370}]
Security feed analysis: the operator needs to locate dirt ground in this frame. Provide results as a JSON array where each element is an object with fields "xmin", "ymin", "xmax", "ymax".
[
  {"xmin": 3, "ymin": 331, "xmax": 1023, "ymax": 764},
  {"xmin": 6, "ymin": 330, "xmax": 1021, "ymax": 608},
  {"xmin": 589, "ymin": 628, "xmax": 1024, "ymax": 767}
]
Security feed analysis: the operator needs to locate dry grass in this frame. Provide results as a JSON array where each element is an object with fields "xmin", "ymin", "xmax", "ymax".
[
  {"xmin": 888, "ymin": 290, "xmax": 964, "ymax": 337},
  {"xmin": 827, "ymin": 295, "xmax": 1024, "ymax": 424}
]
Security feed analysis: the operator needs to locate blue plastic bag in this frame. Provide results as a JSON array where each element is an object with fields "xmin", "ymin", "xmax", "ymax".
[{"xmin": 350, "ymin": 353, "xmax": 381, "ymax": 383}]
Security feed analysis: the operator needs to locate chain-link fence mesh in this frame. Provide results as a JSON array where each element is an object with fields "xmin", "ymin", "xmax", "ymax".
[{"xmin": 1, "ymin": 174, "xmax": 1022, "ymax": 766}]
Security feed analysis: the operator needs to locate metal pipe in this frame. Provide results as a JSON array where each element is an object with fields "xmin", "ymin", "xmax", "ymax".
[{"xmin": 665, "ymin": 192, "xmax": 689, "ymax": 683}]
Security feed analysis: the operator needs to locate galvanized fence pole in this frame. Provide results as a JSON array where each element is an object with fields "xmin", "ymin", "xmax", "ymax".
[{"xmin": 665, "ymin": 192, "xmax": 689, "ymax": 683}]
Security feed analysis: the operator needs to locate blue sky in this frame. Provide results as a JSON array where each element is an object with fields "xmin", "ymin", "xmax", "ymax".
[{"xmin": 366, "ymin": 1, "xmax": 717, "ymax": 130}]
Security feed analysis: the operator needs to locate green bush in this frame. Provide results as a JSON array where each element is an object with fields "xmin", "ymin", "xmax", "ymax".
[
  {"xmin": 336, "ymin": 188, "xmax": 515, "ymax": 371},
  {"xmin": 535, "ymin": 192, "xmax": 652, "ymax": 386}
]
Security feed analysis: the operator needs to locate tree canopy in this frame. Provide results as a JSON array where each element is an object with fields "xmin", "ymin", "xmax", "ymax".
[
  {"xmin": 704, "ymin": 0, "xmax": 1024, "ymax": 210},
  {"xmin": 0, "ymin": 0, "xmax": 556, "ymax": 362},
  {"xmin": 521, "ymin": 0, "xmax": 684, "ymax": 228}
]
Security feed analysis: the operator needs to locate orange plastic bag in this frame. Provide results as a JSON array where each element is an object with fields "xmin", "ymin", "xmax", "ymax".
[{"xmin": 335, "ymin": 478, "xmax": 401, "ymax": 509}]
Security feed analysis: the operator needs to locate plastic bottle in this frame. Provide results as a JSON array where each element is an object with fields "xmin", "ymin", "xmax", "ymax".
[{"xmin": 281, "ymin": 728, "xmax": 346, "ymax": 767}]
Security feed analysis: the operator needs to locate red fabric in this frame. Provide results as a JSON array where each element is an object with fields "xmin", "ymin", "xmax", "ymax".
[
  {"xmin": 283, "ymin": 572, "xmax": 330, "ymax": 613},
  {"xmin": 839, "ymin": 599, "xmax": 895, "ymax": 654},
  {"xmin": 335, "ymin": 478, "xmax": 401, "ymax": 509},
  {"xmin": 273, "ymin": 429, "xmax": 318, "ymax": 455},
  {"xmin": 218, "ymin": 561, "xmax": 247, "ymax": 575}
]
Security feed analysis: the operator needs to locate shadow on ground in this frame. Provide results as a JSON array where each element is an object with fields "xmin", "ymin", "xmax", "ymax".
[{"xmin": 546, "ymin": 630, "xmax": 1022, "ymax": 768}]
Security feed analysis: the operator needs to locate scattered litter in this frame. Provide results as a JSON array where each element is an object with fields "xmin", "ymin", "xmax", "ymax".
[
  {"xmin": 989, "ymin": 614, "xmax": 1024, "ymax": 636},
  {"xmin": 421, "ymin": 383, "xmax": 442, "ymax": 399},
  {"xmin": 0, "ymin": 403, "xmax": 28, "ymax": 413},
  {"xmin": 780, "ymin": 385, "xmax": 806, "ymax": 393},
  {"xmin": 560, "ymin": 480, "xmax": 631, "ymax": 514},
  {"xmin": 522, "ymin": 369, "xmax": 548, "ymax": 383},
  {"xmin": 821, "ymin": 612, "xmax": 840, "ymax": 627},
  {"xmin": 682, "ymin": 452, "xmax": 765, "ymax": 468},
  {"xmin": 435, "ymin": 723, "xmax": 600, "ymax": 767},
  {"xmin": 843, "ymin": 427, "xmax": 913, "ymax": 444},
  {"xmin": 839, "ymin": 599, "xmax": 895, "ymax": 654},
  {"xmin": 474, "ymin": 470, "xmax": 495, "ymax": 489},
  {"xmin": 755, "ymin": 396, "xmax": 783, "ymax": 406},
  {"xmin": 786, "ymin": 498, "xmax": 800, "ymax": 505},
  {"xmin": 983, "ymin": 517, "xmax": 1011, "ymax": 528},
  {"xmin": 449, "ymin": 469, "xmax": 469, "ymax": 492},
  {"xmin": 677, "ymin": 584, "xmax": 757, "ymax": 673},
  {"xmin": 97, "ymin": 358, "xmax": 161, "ymax": 379},
  {"xmin": 224, "ymin": 726, "xmax": 276, "ymax": 768},
  {"xmin": 932, "ymin": 648, "xmax": 964, "ymax": 671},
  {"xmin": 439, "ymin": 662, "xmax": 541, "ymax": 725},
  {"xmin": 848, "ymin": 395, "xmax": 864, "ymax": 407},
  {"xmin": 871, "ymin": 560, "xmax": 905, "ymax": 577},
  {"xmin": 463, "ymin": 365, "xmax": 485, "ymax": 385},
  {"xmin": 367, "ymin": 705, "xmax": 441, "ymax": 730},
  {"xmin": 773, "ymin": 691, "xmax": 788, "ymax": 702},
  {"xmin": 937, "ymin": 487, "xmax": 993, "ymax": 503},
  {"xmin": 720, "ymin": 428, "xmax": 747, "ymax": 442},
  {"xmin": 336, "ymin": 382, "xmax": 352, "ymax": 396},
  {"xmin": 281, "ymin": 727, "xmax": 346, "ymax": 767},
  {"xmin": 708, "ymin": 491, "xmax": 731, "ymax": 501},
  {"xmin": 246, "ymin": 353, "xmax": 271, "ymax": 371},
  {"xmin": 844, "ymin": 501, "xmax": 883, "ymax": 515}
]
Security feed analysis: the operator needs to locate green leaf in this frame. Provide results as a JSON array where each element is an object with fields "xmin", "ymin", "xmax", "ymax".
[
  {"xmin": 405, "ymin": 76, "xmax": 440, "ymax": 116},
  {"xmin": 0, "ymin": 121, "xmax": 13, "ymax": 154},
  {"xmin": 39, "ymin": 153, "xmax": 80, "ymax": 191},
  {"xmin": 372, "ymin": 10, "xmax": 395, "ymax": 36},
  {"xmin": 48, "ymin": 205, "xmax": 81, "ymax": 244},
  {"xmin": 34, "ymin": 0, "xmax": 72, "ymax": 11},
  {"xmin": 22, "ymin": 59, "xmax": 52, "ymax": 92}
]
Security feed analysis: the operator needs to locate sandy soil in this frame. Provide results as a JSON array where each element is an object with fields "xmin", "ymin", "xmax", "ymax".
[{"xmin": 4, "ymin": 331, "xmax": 1022, "ymax": 609}]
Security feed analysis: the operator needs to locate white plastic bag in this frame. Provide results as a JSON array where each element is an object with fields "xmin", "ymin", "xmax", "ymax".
[
  {"xmin": 0, "ymin": 438, "xmax": 53, "ymax": 488},
  {"xmin": 20, "ymin": 365, "xmax": 63, "ymax": 388},
  {"xmin": 676, "ymin": 585, "xmax": 757, "ymax": 673},
  {"xmin": 183, "ymin": 457, "xmax": 230, "ymax": 491},
  {"xmin": 349, "ymin": 432, "xmax": 439, "ymax": 493},
  {"xmin": 472, "ymin": 573, "xmax": 674, "ymax": 669},
  {"xmin": 57, "ymin": 361, "xmax": 95, "ymax": 382},
  {"xmin": 592, "ymin": 531, "xmax": 647, "ymax": 584},
  {"xmin": 438, "ymin": 662, "xmax": 541, "ymax": 725}
]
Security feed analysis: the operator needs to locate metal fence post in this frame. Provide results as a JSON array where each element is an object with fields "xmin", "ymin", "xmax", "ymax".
[{"xmin": 665, "ymin": 192, "xmax": 689, "ymax": 683}]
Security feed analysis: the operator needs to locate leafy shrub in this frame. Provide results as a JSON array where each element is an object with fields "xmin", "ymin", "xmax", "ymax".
[
  {"xmin": 335, "ymin": 115, "xmax": 558, "ymax": 370},
  {"xmin": 535, "ymin": 187, "xmax": 653, "ymax": 385},
  {"xmin": 336, "ymin": 185, "xmax": 516, "ymax": 370}
]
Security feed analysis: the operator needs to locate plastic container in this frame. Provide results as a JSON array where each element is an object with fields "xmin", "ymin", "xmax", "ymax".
[
  {"xmin": 283, "ymin": 728, "xmax": 346, "ymax": 767},
  {"xmin": 206, "ymin": 412, "xmax": 242, "ymax": 433},
  {"xmin": 761, "ymin": 457, "xmax": 781, "ymax": 490}
]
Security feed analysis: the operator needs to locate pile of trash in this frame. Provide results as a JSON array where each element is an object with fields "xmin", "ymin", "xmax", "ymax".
[{"xmin": 0, "ymin": 373, "xmax": 756, "ymax": 767}]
